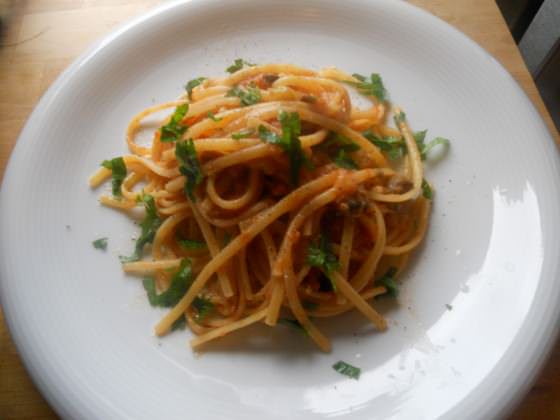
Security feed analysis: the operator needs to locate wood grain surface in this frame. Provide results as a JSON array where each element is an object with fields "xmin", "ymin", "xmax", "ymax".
[{"xmin": 0, "ymin": 1, "xmax": 559, "ymax": 419}]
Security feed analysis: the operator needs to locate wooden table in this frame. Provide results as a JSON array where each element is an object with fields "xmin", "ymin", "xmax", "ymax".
[{"xmin": 1, "ymin": 1, "xmax": 559, "ymax": 418}]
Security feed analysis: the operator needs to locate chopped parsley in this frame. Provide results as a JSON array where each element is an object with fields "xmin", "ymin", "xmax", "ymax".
[
  {"xmin": 178, "ymin": 238, "xmax": 207, "ymax": 250},
  {"xmin": 375, "ymin": 267, "xmax": 399, "ymax": 298},
  {"xmin": 170, "ymin": 316, "xmax": 187, "ymax": 331},
  {"xmin": 192, "ymin": 296, "xmax": 214, "ymax": 322},
  {"xmin": 419, "ymin": 136, "xmax": 450, "ymax": 160},
  {"xmin": 231, "ymin": 128, "xmax": 255, "ymax": 140},
  {"xmin": 160, "ymin": 103, "xmax": 189, "ymax": 143},
  {"xmin": 346, "ymin": 73, "xmax": 386, "ymax": 102},
  {"xmin": 279, "ymin": 318, "xmax": 308, "ymax": 335},
  {"xmin": 332, "ymin": 360, "xmax": 361, "ymax": 380},
  {"xmin": 101, "ymin": 157, "xmax": 127, "ymax": 197},
  {"xmin": 364, "ymin": 129, "xmax": 450, "ymax": 161},
  {"xmin": 363, "ymin": 130, "xmax": 405, "ymax": 160},
  {"xmin": 307, "ymin": 233, "xmax": 340, "ymax": 290},
  {"xmin": 413, "ymin": 129, "xmax": 427, "ymax": 146},
  {"xmin": 120, "ymin": 194, "xmax": 162, "ymax": 262},
  {"xmin": 175, "ymin": 139, "xmax": 203, "ymax": 201},
  {"xmin": 258, "ymin": 110, "xmax": 310, "ymax": 185},
  {"xmin": 143, "ymin": 259, "xmax": 211, "ymax": 322},
  {"xmin": 92, "ymin": 237, "xmax": 108, "ymax": 250},
  {"xmin": 393, "ymin": 110, "xmax": 407, "ymax": 125},
  {"xmin": 322, "ymin": 132, "xmax": 360, "ymax": 169},
  {"xmin": 226, "ymin": 58, "xmax": 255, "ymax": 73},
  {"xmin": 184, "ymin": 77, "xmax": 206, "ymax": 99},
  {"xmin": 422, "ymin": 179, "xmax": 433, "ymax": 199},
  {"xmin": 226, "ymin": 85, "xmax": 261, "ymax": 106},
  {"xmin": 143, "ymin": 258, "xmax": 193, "ymax": 307},
  {"xmin": 334, "ymin": 150, "xmax": 359, "ymax": 169},
  {"xmin": 207, "ymin": 111, "xmax": 222, "ymax": 122}
]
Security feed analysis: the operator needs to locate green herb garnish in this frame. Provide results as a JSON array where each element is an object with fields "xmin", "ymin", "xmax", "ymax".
[
  {"xmin": 258, "ymin": 111, "xmax": 311, "ymax": 185},
  {"xmin": 333, "ymin": 360, "xmax": 361, "ymax": 380},
  {"xmin": 322, "ymin": 133, "xmax": 360, "ymax": 169},
  {"xmin": 178, "ymin": 238, "xmax": 207, "ymax": 250},
  {"xmin": 231, "ymin": 128, "xmax": 255, "ymax": 140},
  {"xmin": 92, "ymin": 237, "xmax": 108, "ymax": 250},
  {"xmin": 120, "ymin": 194, "xmax": 161, "ymax": 262},
  {"xmin": 192, "ymin": 296, "xmax": 214, "ymax": 322},
  {"xmin": 420, "ymin": 137, "xmax": 450, "ymax": 160},
  {"xmin": 101, "ymin": 157, "xmax": 127, "ymax": 197},
  {"xmin": 422, "ymin": 179, "xmax": 433, "ymax": 199},
  {"xmin": 279, "ymin": 318, "xmax": 308, "ymax": 335},
  {"xmin": 334, "ymin": 149, "xmax": 358, "ymax": 169},
  {"xmin": 226, "ymin": 58, "xmax": 255, "ymax": 73},
  {"xmin": 143, "ymin": 259, "xmax": 212, "ymax": 323},
  {"xmin": 142, "ymin": 258, "xmax": 193, "ymax": 307},
  {"xmin": 170, "ymin": 316, "xmax": 187, "ymax": 331},
  {"xmin": 207, "ymin": 111, "xmax": 222, "ymax": 122},
  {"xmin": 363, "ymin": 130, "xmax": 403, "ymax": 160},
  {"xmin": 226, "ymin": 85, "xmax": 261, "ymax": 106},
  {"xmin": 375, "ymin": 267, "xmax": 399, "ymax": 298},
  {"xmin": 364, "ymin": 129, "xmax": 448, "ymax": 161},
  {"xmin": 307, "ymin": 233, "xmax": 340, "ymax": 290},
  {"xmin": 345, "ymin": 73, "xmax": 386, "ymax": 102},
  {"xmin": 393, "ymin": 110, "xmax": 407, "ymax": 125},
  {"xmin": 176, "ymin": 139, "xmax": 203, "ymax": 201},
  {"xmin": 184, "ymin": 77, "xmax": 206, "ymax": 99},
  {"xmin": 160, "ymin": 103, "xmax": 189, "ymax": 143}
]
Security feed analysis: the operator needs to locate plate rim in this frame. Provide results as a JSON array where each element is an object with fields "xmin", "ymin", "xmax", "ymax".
[{"xmin": 1, "ymin": 0, "xmax": 559, "ymax": 419}]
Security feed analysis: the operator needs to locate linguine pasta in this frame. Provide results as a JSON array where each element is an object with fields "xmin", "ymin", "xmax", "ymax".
[{"xmin": 90, "ymin": 62, "xmax": 446, "ymax": 352}]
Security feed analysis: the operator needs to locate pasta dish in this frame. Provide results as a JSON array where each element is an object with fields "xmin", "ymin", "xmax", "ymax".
[{"xmin": 89, "ymin": 61, "xmax": 448, "ymax": 352}]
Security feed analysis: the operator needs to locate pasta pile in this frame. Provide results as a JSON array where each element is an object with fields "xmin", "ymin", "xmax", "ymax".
[{"xmin": 90, "ymin": 62, "xmax": 444, "ymax": 352}]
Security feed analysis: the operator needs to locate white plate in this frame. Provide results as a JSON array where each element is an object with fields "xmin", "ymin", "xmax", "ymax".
[{"xmin": 2, "ymin": 0, "xmax": 560, "ymax": 419}]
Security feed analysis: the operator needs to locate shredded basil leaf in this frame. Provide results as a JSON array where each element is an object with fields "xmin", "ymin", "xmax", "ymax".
[
  {"xmin": 364, "ymin": 129, "xmax": 448, "ymax": 161},
  {"xmin": 178, "ymin": 238, "xmax": 207, "ymax": 250},
  {"xmin": 413, "ymin": 129, "xmax": 428, "ymax": 147},
  {"xmin": 393, "ymin": 110, "xmax": 407, "ymax": 125},
  {"xmin": 142, "ymin": 258, "xmax": 193, "ymax": 307},
  {"xmin": 322, "ymin": 132, "xmax": 360, "ymax": 169},
  {"xmin": 279, "ymin": 318, "xmax": 308, "ymax": 335},
  {"xmin": 345, "ymin": 73, "xmax": 386, "ymax": 102},
  {"xmin": 92, "ymin": 237, "xmax": 108, "ymax": 250},
  {"xmin": 307, "ymin": 233, "xmax": 340, "ymax": 290},
  {"xmin": 258, "ymin": 111, "xmax": 311, "ymax": 185},
  {"xmin": 333, "ymin": 360, "xmax": 361, "ymax": 379},
  {"xmin": 422, "ymin": 179, "xmax": 433, "ymax": 199},
  {"xmin": 176, "ymin": 139, "xmax": 203, "ymax": 201},
  {"xmin": 375, "ymin": 267, "xmax": 399, "ymax": 298},
  {"xmin": 334, "ymin": 149, "xmax": 358, "ymax": 169},
  {"xmin": 413, "ymin": 130, "xmax": 450, "ymax": 160},
  {"xmin": 207, "ymin": 111, "xmax": 222, "ymax": 122},
  {"xmin": 120, "ymin": 194, "xmax": 161, "ymax": 262},
  {"xmin": 184, "ymin": 77, "xmax": 206, "ymax": 99},
  {"xmin": 170, "ymin": 316, "xmax": 187, "ymax": 331},
  {"xmin": 231, "ymin": 128, "xmax": 255, "ymax": 140},
  {"xmin": 226, "ymin": 85, "xmax": 261, "ymax": 106},
  {"xmin": 160, "ymin": 103, "xmax": 189, "ymax": 143},
  {"xmin": 421, "ymin": 137, "xmax": 450, "ymax": 160},
  {"xmin": 192, "ymin": 297, "xmax": 214, "ymax": 322},
  {"xmin": 362, "ymin": 130, "xmax": 404, "ymax": 160},
  {"xmin": 101, "ymin": 157, "xmax": 127, "ymax": 197},
  {"xmin": 226, "ymin": 58, "xmax": 255, "ymax": 73}
]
